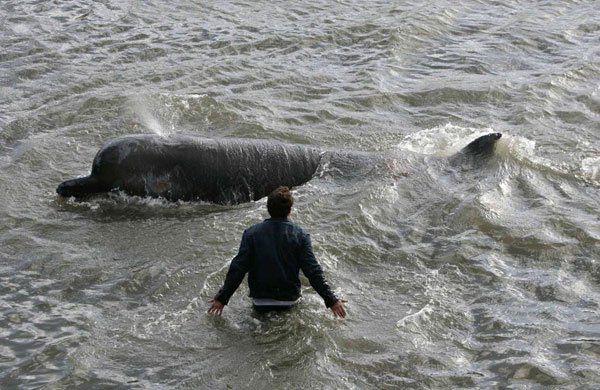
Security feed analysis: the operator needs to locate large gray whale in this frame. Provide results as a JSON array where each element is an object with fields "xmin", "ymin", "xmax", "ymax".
[{"xmin": 56, "ymin": 132, "xmax": 502, "ymax": 204}]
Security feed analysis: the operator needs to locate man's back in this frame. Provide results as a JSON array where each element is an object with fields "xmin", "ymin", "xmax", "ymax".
[{"xmin": 246, "ymin": 218, "xmax": 310, "ymax": 302}]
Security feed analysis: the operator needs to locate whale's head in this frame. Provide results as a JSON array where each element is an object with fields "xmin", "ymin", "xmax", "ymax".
[{"xmin": 56, "ymin": 176, "xmax": 104, "ymax": 198}]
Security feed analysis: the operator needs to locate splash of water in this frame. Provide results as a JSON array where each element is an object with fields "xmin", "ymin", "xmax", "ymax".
[
  {"xmin": 128, "ymin": 95, "xmax": 173, "ymax": 137},
  {"xmin": 395, "ymin": 124, "xmax": 498, "ymax": 156}
]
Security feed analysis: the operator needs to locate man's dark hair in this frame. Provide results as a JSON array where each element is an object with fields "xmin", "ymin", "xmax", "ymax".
[{"xmin": 267, "ymin": 186, "xmax": 294, "ymax": 218}]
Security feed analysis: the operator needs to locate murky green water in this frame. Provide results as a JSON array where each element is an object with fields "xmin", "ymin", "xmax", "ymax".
[{"xmin": 1, "ymin": 1, "xmax": 599, "ymax": 388}]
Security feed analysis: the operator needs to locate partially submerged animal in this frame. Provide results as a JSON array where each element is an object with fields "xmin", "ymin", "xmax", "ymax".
[{"xmin": 57, "ymin": 133, "xmax": 502, "ymax": 204}]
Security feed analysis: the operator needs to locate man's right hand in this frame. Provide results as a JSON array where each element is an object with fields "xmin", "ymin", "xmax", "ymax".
[{"xmin": 330, "ymin": 299, "xmax": 347, "ymax": 318}]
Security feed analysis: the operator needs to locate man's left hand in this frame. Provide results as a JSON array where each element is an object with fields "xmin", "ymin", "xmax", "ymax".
[{"xmin": 208, "ymin": 299, "xmax": 225, "ymax": 316}]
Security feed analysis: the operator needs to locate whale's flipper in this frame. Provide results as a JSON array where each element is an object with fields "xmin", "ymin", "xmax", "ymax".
[{"xmin": 449, "ymin": 132, "xmax": 502, "ymax": 167}]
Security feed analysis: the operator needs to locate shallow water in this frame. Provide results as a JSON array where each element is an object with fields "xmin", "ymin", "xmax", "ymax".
[{"xmin": 1, "ymin": 1, "xmax": 599, "ymax": 388}]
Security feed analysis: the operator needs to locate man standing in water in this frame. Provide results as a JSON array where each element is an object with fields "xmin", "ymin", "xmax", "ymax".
[{"xmin": 208, "ymin": 186, "xmax": 347, "ymax": 318}]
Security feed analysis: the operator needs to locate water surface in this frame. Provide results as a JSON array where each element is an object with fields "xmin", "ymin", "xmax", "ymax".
[{"xmin": 1, "ymin": 1, "xmax": 599, "ymax": 388}]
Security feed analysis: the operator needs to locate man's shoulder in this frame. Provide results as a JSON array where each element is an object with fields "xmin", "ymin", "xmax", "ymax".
[
  {"xmin": 250, "ymin": 218, "xmax": 307, "ymax": 233},
  {"xmin": 245, "ymin": 221, "xmax": 264, "ymax": 234}
]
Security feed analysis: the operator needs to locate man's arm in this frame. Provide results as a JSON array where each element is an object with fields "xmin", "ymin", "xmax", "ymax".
[
  {"xmin": 299, "ymin": 233, "xmax": 346, "ymax": 317},
  {"xmin": 209, "ymin": 230, "xmax": 253, "ymax": 314}
]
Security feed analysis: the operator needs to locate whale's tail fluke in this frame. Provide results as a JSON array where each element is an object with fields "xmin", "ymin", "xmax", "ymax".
[
  {"xmin": 449, "ymin": 132, "xmax": 502, "ymax": 167},
  {"xmin": 460, "ymin": 132, "xmax": 502, "ymax": 156}
]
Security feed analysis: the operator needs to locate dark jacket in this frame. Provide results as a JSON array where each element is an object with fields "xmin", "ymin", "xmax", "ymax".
[{"xmin": 215, "ymin": 217, "xmax": 338, "ymax": 308}]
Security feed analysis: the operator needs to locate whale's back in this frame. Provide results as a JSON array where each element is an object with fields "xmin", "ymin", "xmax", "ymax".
[{"xmin": 88, "ymin": 135, "xmax": 321, "ymax": 203}]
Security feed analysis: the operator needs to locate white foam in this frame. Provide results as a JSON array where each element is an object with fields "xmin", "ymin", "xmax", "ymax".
[
  {"xmin": 581, "ymin": 156, "xmax": 600, "ymax": 183},
  {"xmin": 395, "ymin": 124, "xmax": 499, "ymax": 156}
]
